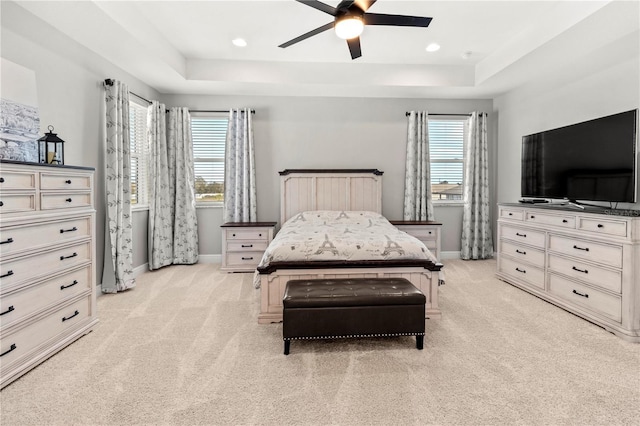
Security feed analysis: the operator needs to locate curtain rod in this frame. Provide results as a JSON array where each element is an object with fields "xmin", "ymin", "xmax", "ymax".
[
  {"xmin": 103, "ymin": 80, "xmax": 255, "ymax": 114},
  {"xmin": 405, "ymin": 112, "xmax": 472, "ymax": 117}
]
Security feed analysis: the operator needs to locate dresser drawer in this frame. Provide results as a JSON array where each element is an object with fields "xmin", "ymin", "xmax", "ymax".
[
  {"xmin": 547, "ymin": 255, "xmax": 621, "ymax": 294},
  {"xmin": 548, "ymin": 274, "xmax": 621, "ymax": 322},
  {"xmin": 0, "ymin": 296, "xmax": 91, "ymax": 371},
  {"xmin": 0, "ymin": 266, "xmax": 92, "ymax": 329},
  {"xmin": 0, "ymin": 216, "xmax": 91, "ymax": 256},
  {"xmin": 525, "ymin": 211, "xmax": 575, "ymax": 229},
  {"xmin": 41, "ymin": 192, "xmax": 92, "ymax": 210},
  {"xmin": 0, "ymin": 194, "xmax": 36, "ymax": 214},
  {"xmin": 225, "ymin": 229, "xmax": 270, "ymax": 241},
  {"xmin": 0, "ymin": 170, "xmax": 36, "ymax": 190},
  {"xmin": 548, "ymin": 235, "xmax": 622, "ymax": 268},
  {"xmin": 499, "ymin": 240, "xmax": 545, "ymax": 268},
  {"xmin": 500, "ymin": 225, "xmax": 546, "ymax": 249},
  {"xmin": 227, "ymin": 241, "xmax": 269, "ymax": 252},
  {"xmin": 499, "ymin": 208, "xmax": 524, "ymax": 221},
  {"xmin": 40, "ymin": 172, "xmax": 91, "ymax": 191},
  {"xmin": 578, "ymin": 217, "xmax": 627, "ymax": 238},
  {"xmin": 498, "ymin": 256, "xmax": 545, "ymax": 290},
  {"xmin": 0, "ymin": 241, "xmax": 91, "ymax": 289}
]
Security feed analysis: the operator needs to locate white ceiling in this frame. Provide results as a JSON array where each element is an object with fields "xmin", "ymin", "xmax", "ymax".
[{"xmin": 12, "ymin": 0, "xmax": 640, "ymax": 99}]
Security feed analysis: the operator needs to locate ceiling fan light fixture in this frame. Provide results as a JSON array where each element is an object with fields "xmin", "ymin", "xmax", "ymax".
[{"xmin": 335, "ymin": 16, "xmax": 364, "ymax": 40}]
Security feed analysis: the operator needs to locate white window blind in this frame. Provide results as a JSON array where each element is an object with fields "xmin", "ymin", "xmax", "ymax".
[
  {"xmin": 429, "ymin": 118, "xmax": 467, "ymax": 201},
  {"xmin": 191, "ymin": 114, "xmax": 228, "ymax": 202},
  {"xmin": 129, "ymin": 101, "xmax": 148, "ymax": 205}
]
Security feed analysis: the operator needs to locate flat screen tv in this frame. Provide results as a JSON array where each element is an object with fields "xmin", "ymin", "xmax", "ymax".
[{"xmin": 521, "ymin": 109, "xmax": 638, "ymax": 203}]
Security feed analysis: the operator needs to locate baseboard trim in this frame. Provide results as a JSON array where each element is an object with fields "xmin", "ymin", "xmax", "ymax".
[
  {"xmin": 441, "ymin": 251, "xmax": 460, "ymax": 260},
  {"xmin": 133, "ymin": 263, "xmax": 149, "ymax": 278},
  {"xmin": 198, "ymin": 255, "xmax": 222, "ymax": 264}
]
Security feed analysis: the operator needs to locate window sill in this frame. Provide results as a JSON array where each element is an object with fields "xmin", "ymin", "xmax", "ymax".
[
  {"xmin": 132, "ymin": 205, "xmax": 149, "ymax": 212},
  {"xmin": 196, "ymin": 202, "xmax": 223, "ymax": 209},
  {"xmin": 433, "ymin": 202, "xmax": 465, "ymax": 207}
]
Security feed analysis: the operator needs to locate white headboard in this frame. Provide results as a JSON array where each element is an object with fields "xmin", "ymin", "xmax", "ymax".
[{"xmin": 279, "ymin": 169, "xmax": 383, "ymax": 225}]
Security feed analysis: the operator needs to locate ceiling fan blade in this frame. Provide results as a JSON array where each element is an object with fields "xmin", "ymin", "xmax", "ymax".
[
  {"xmin": 347, "ymin": 37, "xmax": 362, "ymax": 60},
  {"xmin": 279, "ymin": 22, "xmax": 335, "ymax": 48},
  {"xmin": 296, "ymin": 0, "xmax": 338, "ymax": 16},
  {"xmin": 363, "ymin": 13, "xmax": 432, "ymax": 27},
  {"xmin": 353, "ymin": 0, "xmax": 377, "ymax": 12}
]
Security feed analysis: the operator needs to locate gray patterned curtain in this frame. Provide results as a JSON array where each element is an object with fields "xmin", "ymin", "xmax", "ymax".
[
  {"xmin": 148, "ymin": 104, "xmax": 199, "ymax": 270},
  {"xmin": 224, "ymin": 108, "xmax": 256, "ymax": 222},
  {"xmin": 102, "ymin": 79, "xmax": 135, "ymax": 293},
  {"xmin": 403, "ymin": 111, "xmax": 434, "ymax": 221},
  {"xmin": 461, "ymin": 112, "xmax": 494, "ymax": 260}
]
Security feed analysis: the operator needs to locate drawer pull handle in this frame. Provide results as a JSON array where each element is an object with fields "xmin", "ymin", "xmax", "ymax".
[
  {"xmin": 0, "ymin": 177, "xmax": 4, "ymax": 183},
  {"xmin": 515, "ymin": 232, "xmax": 526, "ymax": 237},
  {"xmin": 0, "ymin": 344, "xmax": 17, "ymax": 357},
  {"xmin": 258, "ymin": 233, "xmax": 262, "ymax": 237},
  {"xmin": 0, "ymin": 237, "xmax": 14, "ymax": 245},
  {"xmin": 60, "ymin": 226, "xmax": 78, "ymax": 233},
  {"xmin": 562, "ymin": 219, "xmax": 568, "ymax": 223},
  {"xmin": 597, "ymin": 224, "xmax": 604, "ymax": 228},
  {"xmin": 515, "ymin": 249, "xmax": 526, "ymax": 255},
  {"xmin": 572, "ymin": 266, "xmax": 588, "ymax": 274},
  {"xmin": 60, "ymin": 252, "xmax": 78, "ymax": 260},
  {"xmin": 65, "ymin": 180, "xmax": 72, "ymax": 184},
  {"xmin": 242, "ymin": 257, "xmax": 254, "ymax": 260},
  {"xmin": 62, "ymin": 310, "xmax": 80, "ymax": 322},
  {"xmin": 572, "ymin": 289, "xmax": 589, "ymax": 298},
  {"xmin": 508, "ymin": 213, "xmax": 513, "ymax": 216},
  {"xmin": 530, "ymin": 215, "xmax": 535, "ymax": 219},
  {"xmin": 0, "ymin": 201, "xmax": 4, "ymax": 207},
  {"xmin": 515, "ymin": 267, "xmax": 526, "ymax": 274},
  {"xmin": 232, "ymin": 233, "xmax": 236, "ymax": 237},
  {"xmin": 61, "ymin": 280, "xmax": 79, "ymax": 290},
  {"xmin": 0, "ymin": 305, "xmax": 15, "ymax": 316},
  {"xmin": 0, "ymin": 270, "xmax": 14, "ymax": 279},
  {"xmin": 573, "ymin": 245, "xmax": 589, "ymax": 252},
  {"xmin": 241, "ymin": 244, "xmax": 253, "ymax": 248},
  {"xmin": 65, "ymin": 198, "xmax": 73, "ymax": 203}
]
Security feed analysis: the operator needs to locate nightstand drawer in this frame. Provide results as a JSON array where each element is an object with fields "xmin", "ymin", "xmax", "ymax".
[
  {"xmin": 549, "ymin": 274, "xmax": 621, "ymax": 322},
  {"xmin": 227, "ymin": 241, "xmax": 269, "ymax": 252},
  {"xmin": 225, "ymin": 229, "xmax": 270, "ymax": 241},
  {"xmin": 226, "ymin": 252, "xmax": 263, "ymax": 267}
]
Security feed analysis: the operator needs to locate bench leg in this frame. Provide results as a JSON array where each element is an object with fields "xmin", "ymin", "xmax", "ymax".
[
  {"xmin": 416, "ymin": 335, "xmax": 424, "ymax": 350},
  {"xmin": 284, "ymin": 340, "xmax": 290, "ymax": 355}
]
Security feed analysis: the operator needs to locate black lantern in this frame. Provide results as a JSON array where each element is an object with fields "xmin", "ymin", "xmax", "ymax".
[{"xmin": 38, "ymin": 125, "xmax": 65, "ymax": 165}]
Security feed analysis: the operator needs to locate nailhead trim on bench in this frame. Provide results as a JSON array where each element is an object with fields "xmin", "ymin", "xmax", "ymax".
[{"xmin": 284, "ymin": 332, "xmax": 425, "ymax": 341}]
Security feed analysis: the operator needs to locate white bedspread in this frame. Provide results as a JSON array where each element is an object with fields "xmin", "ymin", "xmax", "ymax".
[{"xmin": 253, "ymin": 210, "xmax": 442, "ymax": 288}]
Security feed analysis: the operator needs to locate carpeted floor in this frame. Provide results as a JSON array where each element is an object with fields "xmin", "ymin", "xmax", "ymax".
[{"xmin": 1, "ymin": 259, "xmax": 638, "ymax": 425}]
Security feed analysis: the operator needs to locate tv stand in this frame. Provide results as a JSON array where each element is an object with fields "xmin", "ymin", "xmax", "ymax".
[{"xmin": 497, "ymin": 203, "xmax": 640, "ymax": 342}]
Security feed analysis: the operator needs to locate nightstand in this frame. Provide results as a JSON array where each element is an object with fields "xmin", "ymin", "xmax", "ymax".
[
  {"xmin": 220, "ymin": 222, "xmax": 276, "ymax": 272},
  {"xmin": 390, "ymin": 220, "xmax": 442, "ymax": 261}
]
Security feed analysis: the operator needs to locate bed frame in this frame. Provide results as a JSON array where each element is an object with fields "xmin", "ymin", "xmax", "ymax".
[{"xmin": 257, "ymin": 169, "xmax": 442, "ymax": 324}]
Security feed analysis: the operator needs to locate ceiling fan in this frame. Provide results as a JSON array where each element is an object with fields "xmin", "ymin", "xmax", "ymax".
[{"xmin": 278, "ymin": 0, "xmax": 433, "ymax": 60}]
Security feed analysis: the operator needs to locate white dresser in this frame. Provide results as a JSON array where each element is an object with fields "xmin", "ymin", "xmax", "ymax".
[
  {"xmin": 0, "ymin": 161, "xmax": 98, "ymax": 388},
  {"xmin": 221, "ymin": 222, "xmax": 276, "ymax": 272},
  {"xmin": 497, "ymin": 203, "xmax": 640, "ymax": 342}
]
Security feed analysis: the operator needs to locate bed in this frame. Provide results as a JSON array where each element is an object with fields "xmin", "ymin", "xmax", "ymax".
[{"xmin": 256, "ymin": 169, "xmax": 443, "ymax": 324}]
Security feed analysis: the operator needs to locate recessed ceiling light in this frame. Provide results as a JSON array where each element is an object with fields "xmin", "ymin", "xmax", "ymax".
[
  {"xmin": 425, "ymin": 43, "xmax": 440, "ymax": 52},
  {"xmin": 232, "ymin": 38, "xmax": 247, "ymax": 47}
]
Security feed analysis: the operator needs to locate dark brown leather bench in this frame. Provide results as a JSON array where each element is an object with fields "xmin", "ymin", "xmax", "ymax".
[{"xmin": 282, "ymin": 278, "xmax": 426, "ymax": 355}]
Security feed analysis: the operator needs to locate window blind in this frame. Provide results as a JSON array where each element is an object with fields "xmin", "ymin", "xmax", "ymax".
[
  {"xmin": 191, "ymin": 116, "xmax": 228, "ymax": 199},
  {"xmin": 129, "ymin": 102, "xmax": 148, "ymax": 205},
  {"xmin": 428, "ymin": 118, "xmax": 467, "ymax": 201}
]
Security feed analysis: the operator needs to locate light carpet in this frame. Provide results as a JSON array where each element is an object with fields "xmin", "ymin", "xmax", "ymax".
[{"xmin": 1, "ymin": 259, "xmax": 639, "ymax": 425}]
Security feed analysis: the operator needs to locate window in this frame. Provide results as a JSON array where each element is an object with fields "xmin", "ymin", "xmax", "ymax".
[
  {"xmin": 190, "ymin": 113, "xmax": 228, "ymax": 203},
  {"xmin": 129, "ymin": 100, "xmax": 149, "ymax": 206},
  {"xmin": 429, "ymin": 117, "xmax": 468, "ymax": 202}
]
